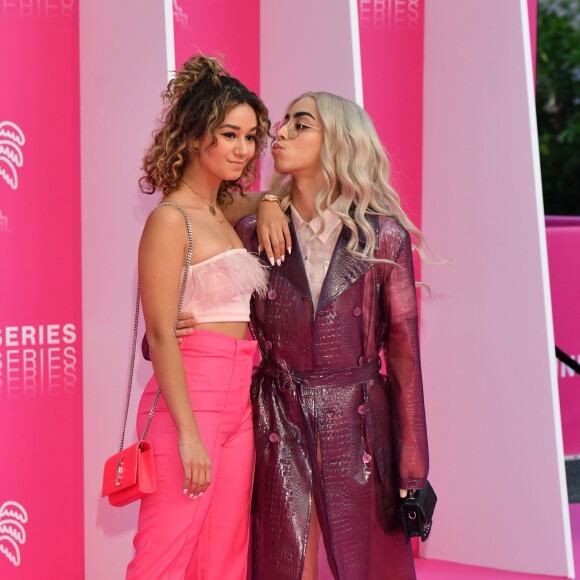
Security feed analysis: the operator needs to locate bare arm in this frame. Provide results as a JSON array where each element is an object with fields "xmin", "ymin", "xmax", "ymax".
[
  {"xmin": 139, "ymin": 206, "xmax": 211, "ymax": 498},
  {"xmin": 221, "ymin": 191, "xmax": 291, "ymax": 265}
]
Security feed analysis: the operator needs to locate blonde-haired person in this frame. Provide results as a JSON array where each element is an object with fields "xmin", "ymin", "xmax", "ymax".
[
  {"xmin": 126, "ymin": 54, "xmax": 271, "ymax": 579},
  {"xmin": 236, "ymin": 92, "xmax": 430, "ymax": 580}
]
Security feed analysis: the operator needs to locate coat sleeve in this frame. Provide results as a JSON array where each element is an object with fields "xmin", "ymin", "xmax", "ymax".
[
  {"xmin": 380, "ymin": 226, "xmax": 429, "ymax": 490},
  {"xmin": 234, "ymin": 214, "xmax": 259, "ymax": 253}
]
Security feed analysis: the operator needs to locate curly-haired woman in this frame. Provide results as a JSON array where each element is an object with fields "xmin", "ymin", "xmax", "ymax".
[{"xmin": 125, "ymin": 55, "xmax": 270, "ymax": 579}]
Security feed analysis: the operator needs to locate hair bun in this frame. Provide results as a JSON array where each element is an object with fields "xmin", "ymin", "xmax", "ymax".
[{"xmin": 167, "ymin": 54, "xmax": 229, "ymax": 103}]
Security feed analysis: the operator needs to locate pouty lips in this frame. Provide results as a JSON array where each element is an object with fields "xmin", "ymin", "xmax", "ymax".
[{"xmin": 228, "ymin": 160, "xmax": 246, "ymax": 165}]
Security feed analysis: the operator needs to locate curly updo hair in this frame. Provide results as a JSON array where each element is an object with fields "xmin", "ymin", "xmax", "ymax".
[{"xmin": 140, "ymin": 54, "xmax": 270, "ymax": 204}]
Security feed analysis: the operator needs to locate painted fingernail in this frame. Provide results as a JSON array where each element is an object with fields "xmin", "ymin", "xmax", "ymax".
[
  {"xmin": 189, "ymin": 493, "xmax": 194, "ymax": 499},
  {"xmin": 288, "ymin": 247, "xmax": 292, "ymax": 255},
  {"xmin": 183, "ymin": 489, "xmax": 188, "ymax": 495},
  {"xmin": 258, "ymin": 245, "xmax": 262, "ymax": 253},
  {"xmin": 276, "ymin": 259, "xmax": 281, "ymax": 267},
  {"xmin": 281, "ymin": 255, "xmax": 285, "ymax": 263},
  {"xmin": 269, "ymin": 257, "xmax": 275, "ymax": 266}
]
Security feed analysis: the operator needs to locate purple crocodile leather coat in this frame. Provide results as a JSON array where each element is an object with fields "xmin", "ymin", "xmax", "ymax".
[{"xmin": 237, "ymin": 213, "xmax": 429, "ymax": 580}]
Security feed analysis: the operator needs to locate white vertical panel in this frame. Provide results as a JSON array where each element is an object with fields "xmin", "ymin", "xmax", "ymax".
[
  {"xmin": 164, "ymin": 0, "xmax": 176, "ymax": 78},
  {"xmin": 420, "ymin": 0, "xmax": 573, "ymax": 576},
  {"xmin": 260, "ymin": 0, "xmax": 362, "ymax": 188},
  {"xmin": 80, "ymin": 2, "xmax": 167, "ymax": 578},
  {"xmin": 350, "ymin": 0, "xmax": 364, "ymax": 107}
]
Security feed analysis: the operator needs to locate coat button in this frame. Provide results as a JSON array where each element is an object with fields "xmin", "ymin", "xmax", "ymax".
[
  {"xmin": 362, "ymin": 453, "xmax": 372, "ymax": 464},
  {"xmin": 269, "ymin": 433, "xmax": 279, "ymax": 443},
  {"xmin": 265, "ymin": 340, "xmax": 273, "ymax": 350},
  {"xmin": 358, "ymin": 356, "xmax": 365, "ymax": 366},
  {"xmin": 358, "ymin": 404, "xmax": 366, "ymax": 415},
  {"xmin": 353, "ymin": 307, "xmax": 362, "ymax": 317},
  {"xmin": 268, "ymin": 290, "xmax": 277, "ymax": 300}
]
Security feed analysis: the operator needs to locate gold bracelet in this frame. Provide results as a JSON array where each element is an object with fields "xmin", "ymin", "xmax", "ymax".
[{"xmin": 259, "ymin": 194, "xmax": 282, "ymax": 206}]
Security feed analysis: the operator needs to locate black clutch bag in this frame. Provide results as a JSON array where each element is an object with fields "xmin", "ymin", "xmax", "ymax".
[{"xmin": 398, "ymin": 480, "xmax": 437, "ymax": 542}]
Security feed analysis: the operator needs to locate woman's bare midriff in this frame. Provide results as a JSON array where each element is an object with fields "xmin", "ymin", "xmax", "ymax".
[{"xmin": 193, "ymin": 321, "xmax": 250, "ymax": 340}]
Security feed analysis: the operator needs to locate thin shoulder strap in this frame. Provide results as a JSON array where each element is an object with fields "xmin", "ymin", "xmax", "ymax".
[{"xmin": 118, "ymin": 201, "xmax": 193, "ymax": 451}]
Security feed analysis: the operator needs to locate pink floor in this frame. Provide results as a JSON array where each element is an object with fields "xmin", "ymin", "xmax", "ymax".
[
  {"xmin": 315, "ymin": 505, "xmax": 579, "ymax": 579},
  {"xmin": 415, "ymin": 504, "xmax": 580, "ymax": 579}
]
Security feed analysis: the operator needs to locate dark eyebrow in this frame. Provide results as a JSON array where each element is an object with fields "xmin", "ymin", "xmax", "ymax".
[
  {"xmin": 219, "ymin": 124, "xmax": 258, "ymax": 132},
  {"xmin": 284, "ymin": 111, "xmax": 316, "ymax": 121}
]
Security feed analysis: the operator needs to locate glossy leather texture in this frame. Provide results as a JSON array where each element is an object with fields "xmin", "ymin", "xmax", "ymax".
[{"xmin": 237, "ymin": 213, "xmax": 429, "ymax": 580}]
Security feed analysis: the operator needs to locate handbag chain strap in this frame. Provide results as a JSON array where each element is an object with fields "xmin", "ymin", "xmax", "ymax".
[{"xmin": 118, "ymin": 201, "xmax": 193, "ymax": 451}]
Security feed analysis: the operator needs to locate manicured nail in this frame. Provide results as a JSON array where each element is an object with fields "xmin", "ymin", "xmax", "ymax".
[
  {"xmin": 269, "ymin": 257, "xmax": 275, "ymax": 266},
  {"xmin": 189, "ymin": 493, "xmax": 194, "ymax": 499},
  {"xmin": 288, "ymin": 247, "xmax": 292, "ymax": 255},
  {"xmin": 276, "ymin": 259, "xmax": 281, "ymax": 267},
  {"xmin": 258, "ymin": 245, "xmax": 262, "ymax": 253},
  {"xmin": 281, "ymin": 255, "xmax": 285, "ymax": 263},
  {"xmin": 183, "ymin": 489, "xmax": 188, "ymax": 495}
]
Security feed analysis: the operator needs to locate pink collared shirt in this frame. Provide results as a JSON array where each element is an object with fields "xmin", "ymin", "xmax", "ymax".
[{"xmin": 290, "ymin": 204, "xmax": 343, "ymax": 312}]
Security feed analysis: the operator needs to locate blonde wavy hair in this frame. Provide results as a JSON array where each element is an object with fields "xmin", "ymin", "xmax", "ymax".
[
  {"xmin": 140, "ymin": 54, "xmax": 270, "ymax": 204},
  {"xmin": 270, "ymin": 92, "xmax": 424, "ymax": 260}
]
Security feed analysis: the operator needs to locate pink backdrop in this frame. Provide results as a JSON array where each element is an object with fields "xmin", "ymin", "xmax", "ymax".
[
  {"xmin": 528, "ymin": 0, "xmax": 537, "ymax": 73},
  {"xmin": 172, "ymin": 0, "xmax": 260, "ymax": 93},
  {"xmin": 359, "ymin": 0, "xmax": 424, "ymax": 233},
  {"xmin": 0, "ymin": 3, "xmax": 83, "ymax": 578},
  {"xmin": 420, "ymin": 0, "xmax": 573, "ymax": 575},
  {"xmin": 358, "ymin": 0, "xmax": 424, "ymax": 318},
  {"xmin": 546, "ymin": 221, "xmax": 580, "ymax": 456},
  {"xmin": 0, "ymin": 0, "xmax": 568, "ymax": 577}
]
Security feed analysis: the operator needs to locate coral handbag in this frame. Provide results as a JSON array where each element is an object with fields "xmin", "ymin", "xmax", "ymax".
[
  {"xmin": 101, "ymin": 202, "xmax": 193, "ymax": 507},
  {"xmin": 102, "ymin": 441, "xmax": 156, "ymax": 507}
]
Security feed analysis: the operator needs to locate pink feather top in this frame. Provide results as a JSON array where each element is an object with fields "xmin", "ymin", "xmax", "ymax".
[{"xmin": 182, "ymin": 248, "xmax": 268, "ymax": 323}]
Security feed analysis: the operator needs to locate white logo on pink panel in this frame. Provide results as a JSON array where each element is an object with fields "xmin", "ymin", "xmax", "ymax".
[
  {"xmin": 0, "ymin": 501, "xmax": 28, "ymax": 567},
  {"xmin": 173, "ymin": 0, "xmax": 188, "ymax": 28},
  {"xmin": 0, "ymin": 121, "xmax": 25, "ymax": 190},
  {"xmin": 359, "ymin": 0, "xmax": 420, "ymax": 29}
]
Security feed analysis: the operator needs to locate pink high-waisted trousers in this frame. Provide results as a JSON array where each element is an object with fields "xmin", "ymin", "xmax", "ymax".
[{"xmin": 126, "ymin": 329, "xmax": 257, "ymax": 580}]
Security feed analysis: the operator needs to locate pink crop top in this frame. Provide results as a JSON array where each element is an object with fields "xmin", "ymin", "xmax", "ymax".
[{"xmin": 182, "ymin": 248, "xmax": 268, "ymax": 323}]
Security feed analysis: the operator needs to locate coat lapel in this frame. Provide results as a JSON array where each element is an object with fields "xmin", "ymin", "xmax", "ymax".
[
  {"xmin": 316, "ymin": 216, "xmax": 376, "ymax": 313},
  {"xmin": 275, "ymin": 217, "xmax": 313, "ymax": 300}
]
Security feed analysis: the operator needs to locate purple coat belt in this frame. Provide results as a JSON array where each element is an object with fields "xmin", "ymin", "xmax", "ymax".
[
  {"xmin": 261, "ymin": 358, "xmax": 381, "ymax": 389},
  {"xmin": 237, "ymin": 213, "xmax": 429, "ymax": 580}
]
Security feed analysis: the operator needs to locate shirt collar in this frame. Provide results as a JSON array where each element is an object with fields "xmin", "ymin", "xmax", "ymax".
[{"xmin": 290, "ymin": 202, "xmax": 343, "ymax": 244}]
